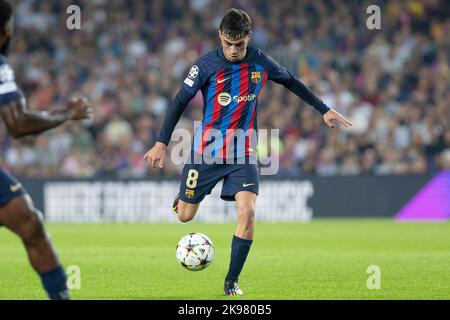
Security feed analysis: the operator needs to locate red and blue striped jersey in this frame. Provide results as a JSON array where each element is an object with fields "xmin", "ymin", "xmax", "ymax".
[
  {"xmin": 191, "ymin": 59, "xmax": 268, "ymax": 159},
  {"xmin": 157, "ymin": 46, "xmax": 329, "ymax": 160}
]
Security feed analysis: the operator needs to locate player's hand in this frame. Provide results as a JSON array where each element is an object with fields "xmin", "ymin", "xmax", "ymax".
[
  {"xmin": 323, "ymin": 109, "xmax": 352, "ymax": 128},
  {"xmin": 66, "ymin": 97, "xmax": 93, "ymax": 121},
  {"xmin": 144, "ymin": 142, "xmax": 167, "ymax": 169}
]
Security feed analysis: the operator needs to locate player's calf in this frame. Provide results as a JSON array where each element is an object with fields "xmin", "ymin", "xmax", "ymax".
[
  {"xmin": 235, "ymin": 203, "xmax": 255, "ymax": 240},
  {"xmin": 0, "ymin": 195, "xmax": 70, "ymax": 300},
  {"xmin": 173, "ymin": 194, "xmax": 199, "ymax": 223}
]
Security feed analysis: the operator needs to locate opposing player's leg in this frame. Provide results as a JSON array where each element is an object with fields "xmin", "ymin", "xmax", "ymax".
[
  {"xmin": 0, "ymin": 194, "xmax": 69, "ymax": 300},
  {"xmin": 0, "ymin": 168, "xmax": 69, "ymax": 300},
  {"xmin": 221, "ymin": 162, "xmax": 259, "ymax": 296}
]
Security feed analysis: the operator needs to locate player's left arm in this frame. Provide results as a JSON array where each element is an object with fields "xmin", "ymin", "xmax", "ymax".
[
  {"xmin": 263, "ymin": 54, "xmax": 352, "ymax": 128},
  {"xmin": 286, "ymin": 77, "xmax": 352, "ymax": 128}
]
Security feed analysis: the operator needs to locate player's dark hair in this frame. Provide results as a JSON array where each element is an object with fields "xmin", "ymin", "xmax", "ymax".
[
  {"xmin": 0, "ymin": 0, "xmax": 13, "ymax": 30},
  {"xmin": 219, "ymin": 8, "xmax": 252, "ymax": 39}
]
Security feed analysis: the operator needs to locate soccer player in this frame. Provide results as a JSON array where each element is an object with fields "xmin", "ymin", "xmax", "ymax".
[
  {"xmin": 0, "ymin": 1, "xmax": 92, "ymax": 300},
  {"xmin": 144, "ymin": 8, "xmax": 351, "ymax": 296}
]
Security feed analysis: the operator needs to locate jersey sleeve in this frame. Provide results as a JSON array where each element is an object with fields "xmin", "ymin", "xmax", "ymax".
[
  {"xmin": 260, "ymin": 51, "xmax": 330, "ymax": 115},
  {"xmin": 157, "ymin": 58, "xmax": 210, "ymax": 145},
  {"xmin": 259, "ymin": 51, "xmax": 292, "ymax": 85},
  {"xmin": 180, "ymin": 59, "xmax": 209, "ymax": 96},
  {"xmin": 0, "ymin": 58, "xmax": 22, "ymax": 105}
]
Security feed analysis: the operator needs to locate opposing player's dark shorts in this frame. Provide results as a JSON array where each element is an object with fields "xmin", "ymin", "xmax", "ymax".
[
  {"xmin": 0, "ymin": 167, "xmax": 26, "ymax": 208},
  {"xmin": 179, "ymin": 154, "xmax": 259, "ymax": 204}
]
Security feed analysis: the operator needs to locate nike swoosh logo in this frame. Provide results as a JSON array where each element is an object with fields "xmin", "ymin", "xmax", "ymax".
[
  {"xmin": 217, "ymin": 77, "xmax": 230, "ymax": 84},
  {"xmin": 243, "ymin": 183, "xmax": 255, "ymax": 187},
  {"xmin": 10, "ymin": 183, "xmax": 22, "ymax": 192}
]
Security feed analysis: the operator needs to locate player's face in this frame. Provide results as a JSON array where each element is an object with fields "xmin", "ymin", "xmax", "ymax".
[
  {"xmin": 0, "ymin": 19, "xmax": 13, "ymax": 56},
  {"xmin": 219, "ymin": 31, "xmax": 252, "ymax": 62}
]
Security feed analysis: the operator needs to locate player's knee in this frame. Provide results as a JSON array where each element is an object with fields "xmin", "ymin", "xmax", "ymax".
[
  {"xmin": 178, "ymin": 212, "xmax": 194, "ymax": 223},
  {"xmin": 17, "ymin": 210, "xmax": 46, "ymax": 243},
  {"xmin": 237, "ymin": 205, "xmax": 255, "ymax": 224}
]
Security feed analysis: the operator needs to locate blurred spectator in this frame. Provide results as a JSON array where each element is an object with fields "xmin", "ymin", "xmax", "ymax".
[{"xmin": 1, "ymin": 0, "xmax": 449, "ymax": 178}]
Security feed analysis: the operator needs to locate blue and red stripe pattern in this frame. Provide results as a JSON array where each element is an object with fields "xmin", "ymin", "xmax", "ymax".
[
  {"xmin": 241, "ymin": 64, "xmax": 267, "ymax": 158},
  {"xmin": 193, "ymin": 63, "xmax": 267, "ymax": 159},
  {"xmin": 220, "ymin": 64, "xmax": 245, "ymax": 159},
  {"xmin": 157, "ymin": 46, "xmax": 329, "ymax": 150},
  {"xmin": 193, "ymin": 71, "xmax": 219, "ymax": 154}
]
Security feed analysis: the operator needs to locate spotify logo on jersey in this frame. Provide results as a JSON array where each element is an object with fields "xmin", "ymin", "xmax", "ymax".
[
  {"xmin": 217, "ymin": 93, "xmax": 257, "ymax": 107},
  {"xmin": 218, "ymin": 92, "xmax": 232, "ymax": 106}
]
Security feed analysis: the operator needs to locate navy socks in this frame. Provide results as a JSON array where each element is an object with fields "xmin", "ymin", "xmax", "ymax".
[
  {"xmin": 39, "ymin": 265, "xmax": 70, "ymax": 300},
  {"xmin": 225, "ymin": 235, "xmax": 253, "ymax": 282}
]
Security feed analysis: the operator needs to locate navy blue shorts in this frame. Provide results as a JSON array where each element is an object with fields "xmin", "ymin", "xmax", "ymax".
[
  {"xmin": 0, "ymin": 167, "xmax": 26, "ymax": 208},
  {"xmin": 179, "ymin": 156, "xmax": 259, "ymax": 204}
]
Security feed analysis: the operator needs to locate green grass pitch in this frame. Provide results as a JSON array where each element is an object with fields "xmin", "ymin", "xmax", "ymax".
[{"xmin": 0, "ymin": 219, "xmax": 449, "ymax": 300}]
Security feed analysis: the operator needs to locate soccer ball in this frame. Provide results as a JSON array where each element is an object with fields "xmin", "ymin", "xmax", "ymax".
[{"xmin": 176, "ymin": 232, "xmax": 215, "ymax": 271}]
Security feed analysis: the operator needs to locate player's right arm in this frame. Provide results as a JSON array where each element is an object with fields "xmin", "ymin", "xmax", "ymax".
[
  {"xmin": 0, "ymin": 97, "xmax": 92, "ymax": 138},
  {"xmin": 144, "ymin": 62, "xmax": 208, "ymax": 169}
]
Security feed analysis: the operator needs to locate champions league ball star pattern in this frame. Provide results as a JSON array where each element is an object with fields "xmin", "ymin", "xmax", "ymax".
[{"xmin": 176, "ymin": 233, "xmax": 215, "ymax": 271}]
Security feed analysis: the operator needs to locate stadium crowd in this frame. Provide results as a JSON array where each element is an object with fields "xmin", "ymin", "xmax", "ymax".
[{"xmin": 0, "ymin": 0, "xmax": 448, "ymax": 178}]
